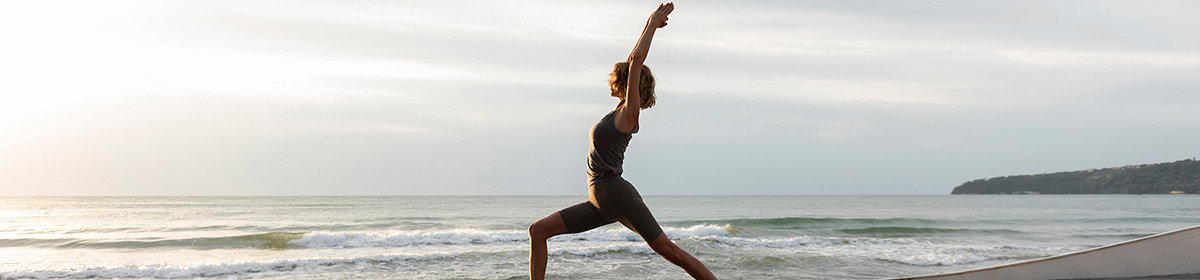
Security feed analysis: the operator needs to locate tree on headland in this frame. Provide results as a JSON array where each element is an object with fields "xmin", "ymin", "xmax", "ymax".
[{"xmin": 951, "ymin": 159, "xmax": 1200, "ymax": 194}]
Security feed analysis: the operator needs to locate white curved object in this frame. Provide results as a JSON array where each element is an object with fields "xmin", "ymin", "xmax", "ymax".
[{"xmin": 893, "ymin": 225, "xmax": 1200, "ymax": 280}]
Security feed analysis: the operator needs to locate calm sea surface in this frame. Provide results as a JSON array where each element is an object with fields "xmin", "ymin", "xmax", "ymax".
[{"xmin": 2, "ymin": 195, "xmax": 1198, "ymax": 279}]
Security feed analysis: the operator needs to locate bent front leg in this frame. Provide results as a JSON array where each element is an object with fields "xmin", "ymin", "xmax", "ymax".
[{"xmin": 528, "ymin": 212, "xmax": 568, "ymax": 280}]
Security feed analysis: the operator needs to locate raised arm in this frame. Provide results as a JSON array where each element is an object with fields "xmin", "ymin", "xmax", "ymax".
[{"xmin": 615, "ymin": 2, "xmax": 673, "ymax": 133}]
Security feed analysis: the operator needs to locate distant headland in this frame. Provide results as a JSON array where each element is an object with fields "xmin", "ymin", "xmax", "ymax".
[{"xmin": 951, "ymin": 159, "xmax": 1200, "ymax": 195}]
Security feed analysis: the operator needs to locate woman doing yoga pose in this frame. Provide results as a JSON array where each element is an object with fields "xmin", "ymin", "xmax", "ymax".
[{"xmin": 527, "ymin": 3, "xmax": 717, "ymax": 280}]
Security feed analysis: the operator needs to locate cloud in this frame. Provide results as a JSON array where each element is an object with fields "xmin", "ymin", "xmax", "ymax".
[
  {"xmin": 312, "ymin": 120, "xmax": 434, "ymax": 134},
  {"xmin": 996, "ymin": 49, "xmax": 1200, "ymax": 66},
  {"xmin": 2, "ymin": 0, "xmax": 1199, "ymax": 195}
]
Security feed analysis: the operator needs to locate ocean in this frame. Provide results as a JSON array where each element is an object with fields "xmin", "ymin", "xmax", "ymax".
[{"xmin": 2, "ymin": 195, "xmax": 1198, "ymax": 279}]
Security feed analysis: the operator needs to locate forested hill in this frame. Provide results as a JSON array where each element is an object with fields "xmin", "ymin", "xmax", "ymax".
[{"xmin": 951, "ymin": 159, "xmax": 1200, "ymax": 194}]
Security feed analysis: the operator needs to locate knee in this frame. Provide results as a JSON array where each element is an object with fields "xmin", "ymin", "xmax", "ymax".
[{"xmin": 528, "ymin": 220, "xmax": 550, "ymax": 241}]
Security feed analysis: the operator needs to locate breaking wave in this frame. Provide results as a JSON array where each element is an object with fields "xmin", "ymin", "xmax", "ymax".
[
  {"xmin": 0, "ymin": 253, "xmax": 458, "ymax": 279},
  {"xmin": 666, "ymin": 217, "xmax": 946, "ymax": 229},
  {"xmin": 1, "ymin": 225, "xmax": 736, "ymax": 250},
  {"xmin": 292, "ymin": 224, "xmax": 734, "ymax": 248},
  {"xmin": 836, "ymin": 227, "xmax": 1023, "ymax": 237},
  {"xmin": 0, "ymin": 232, "xmax": 306, "ymax": 250}
]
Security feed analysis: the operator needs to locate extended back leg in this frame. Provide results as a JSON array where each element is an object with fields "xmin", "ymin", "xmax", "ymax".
[{"xmin": 647, "ymin": 233, "xmax": 717, "ymax": 280}]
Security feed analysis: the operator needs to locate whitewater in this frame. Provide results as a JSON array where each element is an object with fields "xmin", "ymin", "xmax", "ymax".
[{"xmin": 2, "ymin": 195, "xmax": 1198, "ymax": 279}]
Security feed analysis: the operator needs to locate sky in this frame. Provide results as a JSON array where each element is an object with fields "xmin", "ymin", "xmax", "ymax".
[{"xmin": 1, "ymin": 0, "xmax": 1198, "ymax": 196}]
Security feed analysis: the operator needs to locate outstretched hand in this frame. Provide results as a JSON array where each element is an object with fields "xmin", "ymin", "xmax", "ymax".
[{"xmin": 649, "ymin": 2, "xmax": 674, "ymax": 28}]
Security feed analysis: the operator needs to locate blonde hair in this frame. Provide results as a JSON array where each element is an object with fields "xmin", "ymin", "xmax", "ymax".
[{"xmin": 607, "ymin": 61, "xmax": 656, "ymax": 109}]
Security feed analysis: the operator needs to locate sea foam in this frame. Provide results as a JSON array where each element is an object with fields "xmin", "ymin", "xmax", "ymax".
[
  {"xmin": 289, "ymin": 224, "xmax": 735, "ymax": 248},
  {"xmin": 290, "ymin": 228, "xmax": 526, "ymax": 248},
  {"xmin": 0, "ymin": 253, "xmax": 456, "ymax": 279}
]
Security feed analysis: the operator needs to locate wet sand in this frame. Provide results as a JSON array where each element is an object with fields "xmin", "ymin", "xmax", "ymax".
[{"xmin": 1082, "ymin": 274, "xmax": 1200, "ymax": 280}]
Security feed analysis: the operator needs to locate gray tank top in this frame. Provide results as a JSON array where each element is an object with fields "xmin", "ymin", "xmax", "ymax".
[{"xmin": 587, "ymin": 109, "xmax": 638, "ymax": 181}]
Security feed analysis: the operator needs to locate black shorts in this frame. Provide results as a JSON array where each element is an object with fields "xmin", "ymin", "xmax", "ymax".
[{"xmin": 557, "ymin": 173, "xmax": 664, "ymax": 242}]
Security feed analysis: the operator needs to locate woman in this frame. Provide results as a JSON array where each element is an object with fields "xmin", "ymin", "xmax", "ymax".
[{"xmin": 527, "ymin": 3, "xmax": 717, "ymax": 280}]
